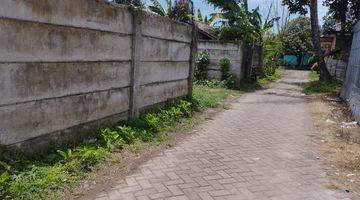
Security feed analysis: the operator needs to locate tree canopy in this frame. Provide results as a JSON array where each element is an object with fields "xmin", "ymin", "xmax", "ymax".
[{"xmin": 281, "ymin": 16, "xmax": 313, "ymax": 55}]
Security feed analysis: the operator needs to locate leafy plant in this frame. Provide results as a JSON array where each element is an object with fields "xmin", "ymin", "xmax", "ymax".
[
  {"xmin": 117, "ymin": 126, "xmax": 136, "ymax": 144},
  {"xmin": 225, "ymin": 74, "xmax": 238, "ymax": 89},
  {"xmin": 0, "ymin": 161, "xmax": 10, "ymax": 185},
  {"xmin": 208, "ymin": 1, "xmax": 279, "ymax": 44},
  {"xmin": 57, "ymin": 149, "xmax": 75, "ymax": 161},
  {"xmin": 149, "ymin": 0, "xmax": 193, "ymax": 22},
  {"xmin": 219, "ymin": 58, "xmax": 231, "ymax": 81},
  {"xmin": 197, "ymin": 9, "xmax": 215, "ymax": 25},
  {"xmin": 169, "ymin": 106, "xmax": 182, "ymax": 119},
  {"xmin": 195, "ymin": 51, "xmax": 210, "ymax": 81},
  {"xmin": 100, "ymin": 128, "xmax": 120, "ymax": 149},
  {"xmin": 196, "ymin": 79, "xmax": 225, "ymax": 88},
  {"xmin": 75, "ymin": 146, "xmax": 108, "ymax": 168},
  {"xmin": 178, "ymin": 100, "xmax": 192, "ymax": 117}
]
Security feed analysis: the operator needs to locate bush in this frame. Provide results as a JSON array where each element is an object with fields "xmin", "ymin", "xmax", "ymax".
[
  {"xmin": 225, "ymin": 74, "xmax": 238, "ymax": 89},
  {"xmin": 219, "ymin": 58, "xmax": 231, "ymax": 80},
  {"xmin": 196, "ymin": 79, "xmax": 224, "ymax": 88},
  {"xmin": 195, "ymin": 51, "xmax": 210, "ymax": 81}
]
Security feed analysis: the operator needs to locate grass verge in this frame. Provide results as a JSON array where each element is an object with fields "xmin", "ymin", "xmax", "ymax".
[
  {"xmin": 303, "ymin": 71, "xmax": 342, "ymax": 94},
  {"xmin": 257, "ymin": 68, "xmax": 283, "ymax": 85},
  {"xmin": 0, "ymin": 84, "xmax": 234, "ymax": 200}
]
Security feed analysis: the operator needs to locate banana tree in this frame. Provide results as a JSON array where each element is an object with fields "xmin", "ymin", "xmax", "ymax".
[
  {"xmin": 197, "ymin": 9, "xmax": 215, "ymax": 25},
  {"xmin": 148, "ymin": 0, "xmax": 172, "ymax": 16},
  {"xmin": 207, "ymin": 0, "xmax": 279, "ymax": 44}
]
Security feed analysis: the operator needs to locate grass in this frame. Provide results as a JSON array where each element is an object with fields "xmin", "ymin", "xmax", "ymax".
[
  {"xmin": 0, "ymin": 84, "xmax": 233, "ymax": 200},
  {"xmin": 257, "ymin": 68, "xmax": 283, "ymax": 85},
  {"xmin": 192, "ymin": 85, "xmax": 232, "ymax": 108},
  {"xmin": 303, "ymin": 71, "xmax": 342, "ymax": 94}
]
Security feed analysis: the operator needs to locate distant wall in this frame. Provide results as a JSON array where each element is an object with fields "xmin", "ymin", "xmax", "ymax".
[
  {"xmin": 325, "ymin": 59, "xmax": 347, "ymax": 81},
  {"xmin": 0, "ymin": 0, "xmax": 194, "ymax": 147},
  {"xmin": 198, "ymin": 40, "xmax": 243, "ymax": 79},
  {"xmin": 341, "ymin": 22, "xmax": 360, "ymax": 122}
]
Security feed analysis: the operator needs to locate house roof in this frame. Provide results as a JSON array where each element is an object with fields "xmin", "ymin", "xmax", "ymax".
[{"xmin": 195, "ymin": 20, "xmax": 218, "ymax": 40}]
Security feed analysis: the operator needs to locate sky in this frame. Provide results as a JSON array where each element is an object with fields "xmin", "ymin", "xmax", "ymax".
[{"xmin": 144, "ymin": 0, "xmax": 329, "ymax": 26}]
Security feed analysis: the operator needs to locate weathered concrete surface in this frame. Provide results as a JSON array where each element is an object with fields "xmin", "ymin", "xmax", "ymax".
[
  {"xmin": 0, "ymin": 62, "xmax": 131, "ymax": 106},
  {"xmin": 341, "ymin": 22, "xmax": 360, "ymax": 122},
  {"xmin": 0, "ymin": 18, "xmax": 132, "ymax": 62},
  {"xmin": 139, "ymin": 80, "xmax": 188, "ymax": 108},
  {"xmin": 198, "ymin": 40, "xmax": 243, "ymax": 79},
  {"xmin": 0, "ymin": 0, "xmax": 132, "ymax": 34},
  {"xmin": 0, "ymin": 88, "xmax": 130, "ymax": 145},
  {"xmin": 92, "ymin": 70, "xmax": 354, "ymax": 200},
  {"xmin": 141, "ymin": 37, "xmax": 191, "ymax": 62},
  {"xmin": 141, "ymin": 14, "xmax": 192, "ymax": 43},
  {"xmin": 139, "ymin": 62, "xmax": 189, "ymax": 85},
  {"xmin": 326, "ymin": 59, "xmax": 347, "ymax": 81},
  {"xmin": 0, "ymin": 0, "xmax": 192, "ymax": 146}
]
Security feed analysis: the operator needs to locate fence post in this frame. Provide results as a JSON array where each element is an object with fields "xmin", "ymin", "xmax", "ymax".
[
  {"xmin": 187, "ymin": 21, "xmax": 198, "ymax": 99},
  {"xmin": 129, "ymin": 12, "xmax": 142, "ymax": 119}
]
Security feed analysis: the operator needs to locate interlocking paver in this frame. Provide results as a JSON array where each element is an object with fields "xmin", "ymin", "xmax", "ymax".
[{"xmin": 93, "ymin": 70, "xmax": 356, "ymax": 200}]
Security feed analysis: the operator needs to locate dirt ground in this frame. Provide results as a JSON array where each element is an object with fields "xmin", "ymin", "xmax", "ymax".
[{"xmin": 309, "ymin": 92, "xmax": 360, "ymax": 196}]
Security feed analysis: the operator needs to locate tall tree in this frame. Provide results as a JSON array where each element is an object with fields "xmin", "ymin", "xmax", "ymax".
[
  {"xmin": 323, "ymin": 0, "xmax": 349, "ymax": 33},
  {"xmin": 282, "ymin": 0, "xmax": 331, "ymax": 80}
]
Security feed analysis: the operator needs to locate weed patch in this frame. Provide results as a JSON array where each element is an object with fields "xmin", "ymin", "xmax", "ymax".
[
  {"xmin": 0, "ymin": 85, "xmax": 232, "ymax": 200},
  {"xmin": 258, "ymin": 68, "xmax": 282, "ymax": 85},
  {"xmin": 303, "ymin": 71, "xmax": 341, "ymax": 94}
]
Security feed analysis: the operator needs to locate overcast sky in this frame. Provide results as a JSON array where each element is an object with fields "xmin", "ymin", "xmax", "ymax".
[{"xmin": 144, "ymin": 0, "xmax": 329, "ymax": 25}]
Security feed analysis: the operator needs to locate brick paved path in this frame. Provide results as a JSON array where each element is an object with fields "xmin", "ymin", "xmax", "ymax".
[{"xmin": 94, "ymin": 70, "xmax": 354, "ymax": 200}]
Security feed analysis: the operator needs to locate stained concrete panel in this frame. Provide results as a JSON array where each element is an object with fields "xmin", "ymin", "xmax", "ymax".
[
  {"xmin": 139, "ymin": 80, "xmax": 188, "ymax": 108},
  {"xmin": 0, "ymin": 18, "xmax": 132, "ymax": 62},
  {"xmin": 0, "ymin": 62, "xmax": 131, "ymax": 106},
  {"xmin": 139, "ymin": 61, "xmax": 189, "ymax": 85},
  {"xmin": 0, "ymin": 88, "xmax": 130, "ymax": 145},
  {"xmin": 0, "ymin": 0, "xmax": 132, "ymax": 34}
]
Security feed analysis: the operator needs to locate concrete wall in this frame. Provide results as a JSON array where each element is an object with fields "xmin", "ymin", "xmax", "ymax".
[
  {"xmin": 0, "ymin": 0, "xmax": 193, "ymax": 146},
  {"xmin": 341, "ymin": 22, "xmax": 360, "ymax": 122},
  {"xmin": 325, "ymin": 59, "xmax": 347, "ymax": 81},
  {"xmin": 198, "ymin": 40, "xmax": 243, "ymax": 79}
]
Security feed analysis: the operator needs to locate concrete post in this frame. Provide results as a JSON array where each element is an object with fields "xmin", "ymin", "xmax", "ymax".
[
  {"xmin": 129, "ymin": 12, "xmax": 142, "ymax": 119},
  {"xmin": 187, "ymin": 22, "xmax": 198, "ymax": 99}
]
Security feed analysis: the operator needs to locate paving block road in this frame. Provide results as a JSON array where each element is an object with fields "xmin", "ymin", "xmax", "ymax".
[{"xmin": 93, "ymin": 70, "xmax": 355, "ymax": 200}]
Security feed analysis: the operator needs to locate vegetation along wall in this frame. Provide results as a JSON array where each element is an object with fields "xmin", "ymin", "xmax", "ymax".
[
  {"xmin": 198, "ymin": 40, "xmax": 244, "ymax": 79},
  {"xmin": 0, "ymin": 0, "xmax": 194, "ymax": 147},
  {"xmin": 341, "ymin": 21, "xmax": 360, "ymax": 122}
]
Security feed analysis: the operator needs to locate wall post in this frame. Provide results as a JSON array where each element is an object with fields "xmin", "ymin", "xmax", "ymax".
[
  {"xmin": 129, "ymin": 12, "xmax": 142, "ymax": 119},
  {"xmin": 187, "ymin": 22, "xmax": 198, "ymax": 99}
]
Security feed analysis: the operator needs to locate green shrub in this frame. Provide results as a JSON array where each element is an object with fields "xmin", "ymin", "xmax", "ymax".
[
  {"xmin": 195, "ymin": 51, "xmax": 210, "ymax": 80},
  {"xmin": 178, "ymin": 100, "xmax": 192, "ymax": 117},
  {"xmin": 100, "ymin": 128, "xmax": 120, "ymax": 149},
  {"xmin": 75, "ymin": 146, "xmax": 108, "ymax": 168},
  {"xmin": 196, "ymin": 79, "xmax": 224, "ymax": 88},
  {"xmin": 117, "ymin": 126, "xmax": 136, "ymax": 144},
  {"xmin": 225, "ymin": 74, "xmax": 238, "ymax": 89},
  {"xmin": 219, "ymin": 58, "xmax": 231, "ymax": 80}
]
